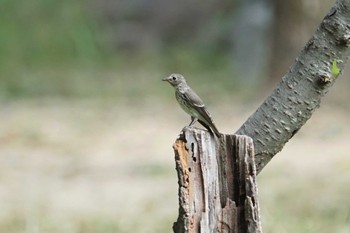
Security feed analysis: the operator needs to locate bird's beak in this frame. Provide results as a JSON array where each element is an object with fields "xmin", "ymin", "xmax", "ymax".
[{"xmin": 162, "ymin": 77, "xmax": 169, "ymax": 82}]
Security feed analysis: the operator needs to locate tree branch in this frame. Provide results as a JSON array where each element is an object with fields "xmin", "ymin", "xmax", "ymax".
[{"xmin": 236, "ymin": 0, "xmax": 350, "ymax": 174}]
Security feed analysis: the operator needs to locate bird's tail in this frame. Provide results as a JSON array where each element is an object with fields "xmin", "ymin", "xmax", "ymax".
[{"xmin": 198, "ymin": 119, "xmax": 221, "ymax": 137}]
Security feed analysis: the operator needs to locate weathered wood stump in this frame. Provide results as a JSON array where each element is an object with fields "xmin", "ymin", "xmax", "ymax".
[{"xmin": 172, "ymin": 128, "xmax": 262, "ymax": 233}]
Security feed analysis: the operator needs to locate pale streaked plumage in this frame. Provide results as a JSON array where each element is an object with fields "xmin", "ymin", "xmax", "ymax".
[{"xmin": 162, "ymin": 73, "xmax": 220, "ymax": 136}]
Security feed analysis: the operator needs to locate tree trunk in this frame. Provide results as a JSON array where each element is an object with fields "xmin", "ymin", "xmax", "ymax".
[
  {"xmin": 237, "ymin": 0, "xmax": 350, "ymax": 174},
  {"xmin": 171, "ymin": 1, "xmax": 350, "ymax": 232},
  {"xmin": 172, "ymin": 128, "xmax": 261, "ymax": 233}
]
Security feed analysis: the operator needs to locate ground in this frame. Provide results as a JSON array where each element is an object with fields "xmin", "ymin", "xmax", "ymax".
[{"xmin": 0, "ymin": 97, "xmax": 349, "ymax": 233}]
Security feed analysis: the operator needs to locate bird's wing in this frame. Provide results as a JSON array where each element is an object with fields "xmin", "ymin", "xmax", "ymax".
[
  {"xmin": 196, "ymin": 106, "xmax": 220, "ymax": 136},
  {"xmin": 183, "ymin": 89, "xmax": 218, "ymax": 131},
  {"xmin": 183, "ymin": 88, "xmax": 204, "ymax": 107}
]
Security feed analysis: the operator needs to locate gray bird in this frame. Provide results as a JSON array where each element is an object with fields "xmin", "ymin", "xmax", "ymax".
[{"xmin": 162, "ymin": 73, "xmax": 220, "ymax": 136}]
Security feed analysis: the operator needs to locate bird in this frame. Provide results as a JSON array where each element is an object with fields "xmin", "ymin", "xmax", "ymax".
[{"xmin": 162, "ymin": 73, "xmax": 220, "ymax": 137}]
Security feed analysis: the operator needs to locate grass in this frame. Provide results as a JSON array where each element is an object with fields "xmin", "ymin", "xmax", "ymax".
[
  {"xmin": 259, "ymin": 172, "xmax": 350, "ymax": 233},
  {"xmin": 1, "ymin": 1, "xmax": 350, "ymax": 232},
  {"xmin": 0, "ymin": 98, "xmax": 349, "ymax": 233}
]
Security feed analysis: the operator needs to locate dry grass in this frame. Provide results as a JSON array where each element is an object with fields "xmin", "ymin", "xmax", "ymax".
[{"xmin": 0, "ymin": 97, "xmax": 349, "ymax": 233}]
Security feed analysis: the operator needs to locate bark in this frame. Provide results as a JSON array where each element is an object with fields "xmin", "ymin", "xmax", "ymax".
[
  {"xmin": 237, "ymin": 0, "xmax": 350, "ymax": 174},
  {"xmin": 172, "ymin": 128, "xmax": 261, "ymax": 233}
]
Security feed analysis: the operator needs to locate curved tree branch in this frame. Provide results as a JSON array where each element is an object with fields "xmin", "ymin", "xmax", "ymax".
[{"xmin": 236, "ymin": 0, "xmax": 350, "ymax": 174}]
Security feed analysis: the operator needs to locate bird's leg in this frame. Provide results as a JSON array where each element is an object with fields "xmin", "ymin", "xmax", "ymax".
[
  {"xmin": 183, "ymin": 117, "xmax": 197, "ymax": 133},
  {"xmin": 189, "ymin": 117, "xmax": 198, "ymax": 126}
]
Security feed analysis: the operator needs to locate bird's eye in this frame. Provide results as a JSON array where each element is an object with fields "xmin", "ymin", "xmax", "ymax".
[{"xmin": 172, "ymin": 76, "xmax": 176, "ymax": 81}]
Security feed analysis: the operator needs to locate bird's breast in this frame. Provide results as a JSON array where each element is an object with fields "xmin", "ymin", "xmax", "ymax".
[{"xmin": 175, "ymin": 92, "xmax": 195, "ymax": 116}]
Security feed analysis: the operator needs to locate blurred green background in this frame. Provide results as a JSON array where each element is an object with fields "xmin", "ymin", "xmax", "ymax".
[{"xmin": 1, "ymin": 0, "xmax": 350, "ymax": 232}]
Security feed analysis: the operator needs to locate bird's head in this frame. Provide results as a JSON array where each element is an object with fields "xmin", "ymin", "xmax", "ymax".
[{"xmin": 162, "ymin": 73, "xmax": 186, "ymax": 87}]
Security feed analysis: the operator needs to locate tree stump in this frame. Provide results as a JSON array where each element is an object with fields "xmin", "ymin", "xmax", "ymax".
[{"xmin": 172, "ymin": 128, "xmax": 262, "ymax": 233}]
